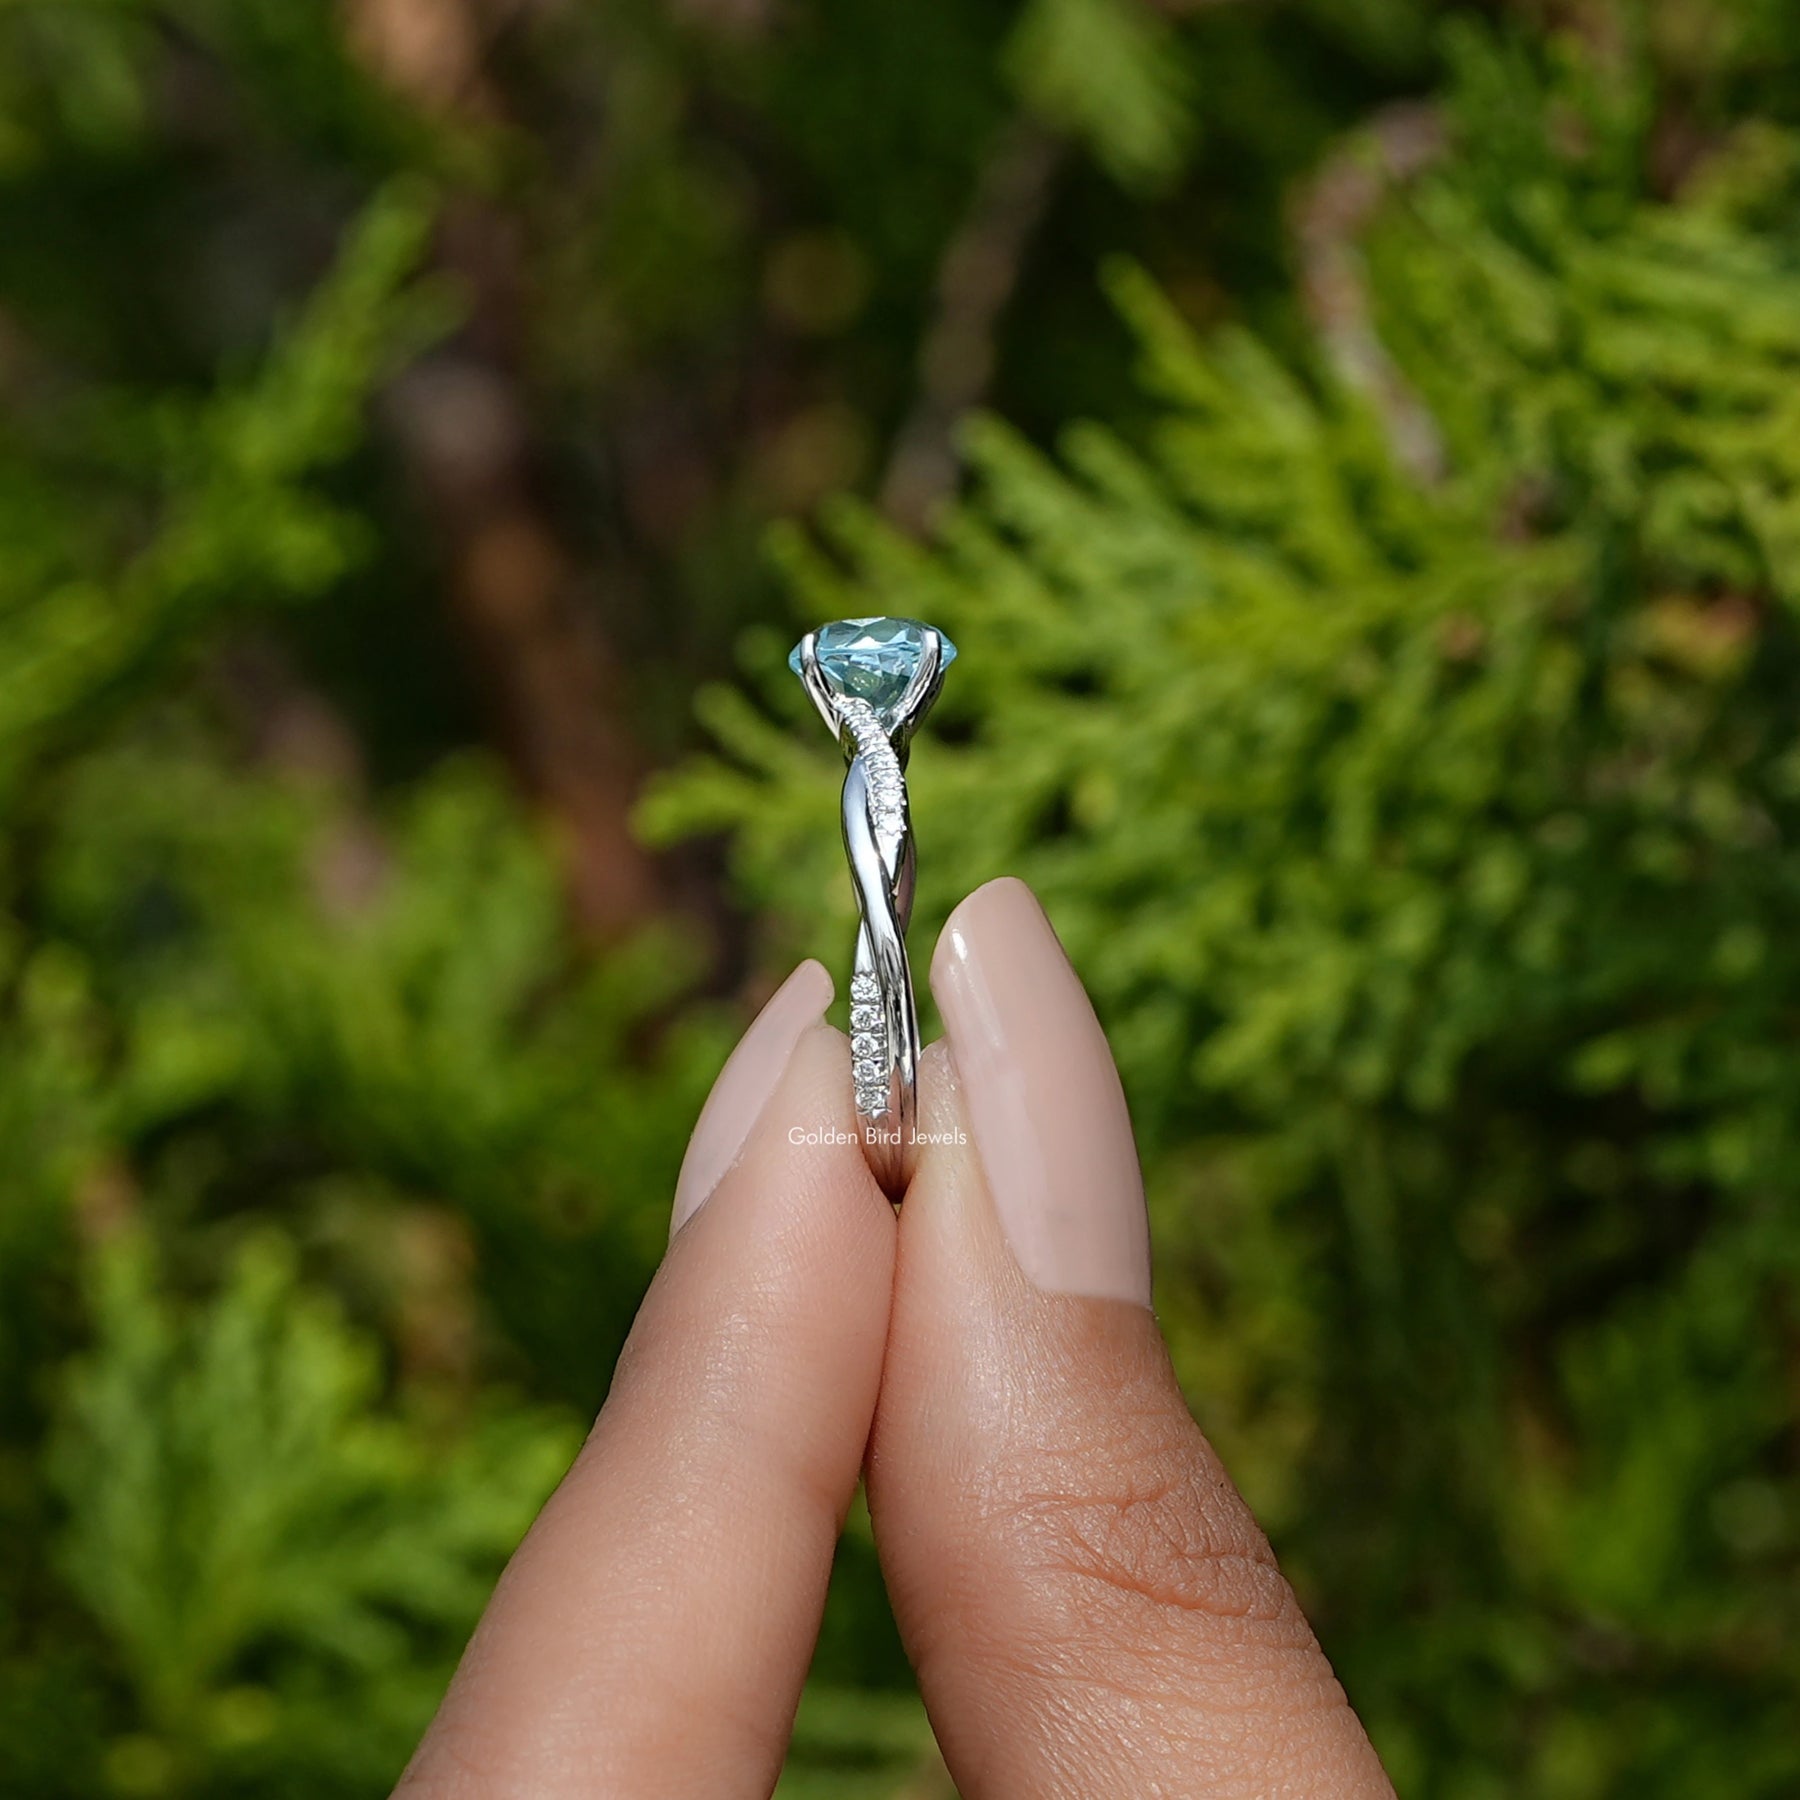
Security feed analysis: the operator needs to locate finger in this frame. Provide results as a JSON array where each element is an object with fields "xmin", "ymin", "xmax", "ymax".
[
  {"xmin": 868, "ymin": 881, "xmax": 1393, "ymax": 1799},
  {"xmin": 399, "ymin": 961, "xmax": 895, "ymax": 1800}
]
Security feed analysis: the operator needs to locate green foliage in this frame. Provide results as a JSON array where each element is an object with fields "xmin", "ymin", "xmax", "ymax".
[
  {"xmin": 1004, "ymin": 0, "xmax": 1197, "ymax": 191},
  {"xmin": 773, "ymin": 1684, "xmax": 941, "ymax": 1799},
  {"xmin": 0, "ymin": 718, "xmax": 717, "ymax": 1792},
  {"xmin": 51, "ymin": 1230, "xmax": 577, "ymax": 1796},
  {"xmin": 650, "ymin": 35, "xmax": 1800, "ymax": 1797},
  {"xmin": 0, "ymin": 181, "xmax": 446, "ymax": 807},
  {"xmin": 0, "ymin": 76, "xmax": 715, "ymax": 1793}
]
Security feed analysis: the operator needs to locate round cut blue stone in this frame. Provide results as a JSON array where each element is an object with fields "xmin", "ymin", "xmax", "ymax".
[{"xmin": 789, "ymin": 617, "xmax": 956, "ymax": 720}]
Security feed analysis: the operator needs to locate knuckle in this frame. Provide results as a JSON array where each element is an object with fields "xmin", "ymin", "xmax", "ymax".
[{"xmin": 995, "ymin": 1406, "xmax": 1310, "ymax": 1647}]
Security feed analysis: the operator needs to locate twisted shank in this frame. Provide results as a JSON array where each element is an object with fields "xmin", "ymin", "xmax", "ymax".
[{"xmin": 838, "ymin": 698, "xmax": 917, "ymax": 1196}]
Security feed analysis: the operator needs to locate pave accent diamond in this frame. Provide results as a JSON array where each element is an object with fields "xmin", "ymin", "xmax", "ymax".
[
  {"xmin": 836, "ymin": 699, "xmax": 906, "ymax": 847},
  {"xmin": 849, "ymin": 972, "xmax": 888, "ymax": 1116}
]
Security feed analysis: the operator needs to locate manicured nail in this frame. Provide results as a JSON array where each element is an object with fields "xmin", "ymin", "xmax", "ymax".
[
  {"xmin": 930, "ymin": 879, "xmax": 1152, "ymax": 1305},
  {"xmin": 671, "ymin": 960, "xmax": 834, "ymax": 1234}
]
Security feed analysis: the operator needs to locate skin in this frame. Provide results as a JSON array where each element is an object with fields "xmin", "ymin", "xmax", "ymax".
[{"xmin": 396, "ymin": 901, "xmax": 1395, "ymax": 1800}]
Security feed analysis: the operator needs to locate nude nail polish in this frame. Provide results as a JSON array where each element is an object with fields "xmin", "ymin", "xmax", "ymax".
[
  {"xmin": 930, "ymin": 879, "xmax": 1152, "ymax": 1305},
  {"xmin": 671, "ymin": 960, "xmax": 834, "ymax": 1234}
]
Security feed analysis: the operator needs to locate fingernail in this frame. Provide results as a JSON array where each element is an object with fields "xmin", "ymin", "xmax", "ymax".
[
  {"xmin": 930, "ymin": 879, "xmax": 1152, "ymax": 1304},
  {"xmin": 672, "ymin": 960, "xmax": 834, "ymax": 1234}
]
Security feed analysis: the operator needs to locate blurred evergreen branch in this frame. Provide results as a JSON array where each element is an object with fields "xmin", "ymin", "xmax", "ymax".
[
  {"xmin": 0, "ymin": 181, "xmax": 447, "ymax": 806},
  {"xmin": 1005, "ymin": 0, "xmax": 1198, "ymax": 193},
  {"xmin": 51, "ymin": 1228, "xmax": 577, "ymax": 1794}
]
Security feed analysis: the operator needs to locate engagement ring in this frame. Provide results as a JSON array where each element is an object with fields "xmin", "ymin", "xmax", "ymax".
[{"xmin": 788, "ymin": 616, "xmax": 955, "ymax": 1197}]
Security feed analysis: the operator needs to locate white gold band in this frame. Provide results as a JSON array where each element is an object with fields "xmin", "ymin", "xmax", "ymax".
[{"xmin": 791, "ymin": 623, "xmax": 952, "ymax": 1197}]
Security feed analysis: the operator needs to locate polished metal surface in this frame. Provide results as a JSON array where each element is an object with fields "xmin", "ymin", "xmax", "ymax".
[{"xmin": 791, "ymin": 623, "xmax": 951, "ymax": 1196}]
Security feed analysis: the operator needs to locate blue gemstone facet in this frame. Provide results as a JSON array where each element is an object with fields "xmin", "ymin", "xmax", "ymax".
[{"xmin": 789, "ymin": 617, "xmax": 956, "ymax": 721}]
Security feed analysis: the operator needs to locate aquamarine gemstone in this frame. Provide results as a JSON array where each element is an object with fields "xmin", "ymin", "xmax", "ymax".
[{"xmin": 789, "ymin": 617, "xmax": 956, "ymax": 721}]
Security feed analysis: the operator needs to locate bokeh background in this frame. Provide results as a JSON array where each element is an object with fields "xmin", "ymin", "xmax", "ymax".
[{"xmin": 3, "ymin": 0, "xmax": 1797, "ymax": 1794}]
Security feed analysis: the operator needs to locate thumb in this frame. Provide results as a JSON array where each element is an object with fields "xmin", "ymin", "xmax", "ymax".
[{"xmin": 868, "ymin": 878, "xmax": 1392, "ymax": 1800}]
